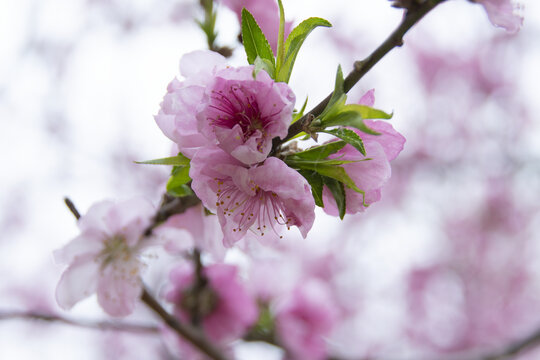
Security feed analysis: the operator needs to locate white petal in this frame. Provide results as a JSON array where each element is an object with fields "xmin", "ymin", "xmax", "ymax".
[
  {"xmin": 55, "ymin": 254, "xmax": 99, "ymax": 310},
  {"xmin": 53, "ymin": 234, "xmax": 102, "ymax": 265}
]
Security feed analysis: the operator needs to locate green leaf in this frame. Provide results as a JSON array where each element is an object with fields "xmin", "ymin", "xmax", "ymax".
[
  {"xmin": 166, "ymin": 166, "xmax": 193, "ymax": 197},
  {"xmin": 292, "ymin": 162, "xmax": 362, "ymax": 193},
  {"xmin": 167, "ymin": 184, "xmax": 193, "ymax": 197},
  {"xmin": 276, "ymin": 17, "xmax": 332, "ymax": 83},
  {"xmin": 293, "ymin": 141, "xmax": 346, "ymax": 161},
  {"xmin": 321, "ymin": 128, "xmax": 366, "ymax": 156},
  {"xmin": 251, "ymin": 303, "xmax": 275, "ymax": 336},
  {"xmin": 241, "ymin": 8, "xmax": 275, "ymax": 65},
  {"xmin": 289, "ymin": 131, "xmax": 308, "ymax": 140},
  {"xmin": 275, "ymin": 0, "xmax": 286, "ymax": 73},
  {"xmin": 286, "ymin": 157, "xmax": 359, "ymax": 167},
  {"xmin": 322, "ymin": 176, "xmax": 346, "ymax": 219},
  {"xmin": 253, "ymin": 56, "xmax": 276, "ymax": 78},
  {"xmin": 292, "ymin": 96, "xmax": 308, "ymax": 124},
  {"xmin": 322, "ymin": 109, "xmax": 379, "ymax": 135},
  {"xmin": 319, "ymin": 65, "xmax": 346, "ymax": 119},
  {"xmin": 167, "ymin": 185, "xmax": 191, "ymax": 197},
  {"xmin": 298, "ymin": 170, "xmax": 324, "ymax": 207},
  {"xmin": 346, "ymin": 104, "xmax": 393, "ymax": 120},
  {"xmin": 135, "ymin": 153, "xmax": 190, "ymax": 166}
]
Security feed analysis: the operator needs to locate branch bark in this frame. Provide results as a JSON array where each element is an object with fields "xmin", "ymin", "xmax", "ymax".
[
  {"xmin": 140, "ymin": 287, "xmax": 230, "ymax": 360},
  {"xmin": 272, "ymin": 0, "xmax": 446, "ymax": 150},
  {"xmin": 0, "ymin": 310, "xmax": 158, "ymax": 334}
]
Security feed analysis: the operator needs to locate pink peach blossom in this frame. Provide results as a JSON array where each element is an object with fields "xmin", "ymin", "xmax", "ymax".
[
  {"xmin": 199, "ymin": 65, "xmax": 295, "ymax": 165},
  {"xmin": 165, "ymin": 263, "xmax": 257, "ymax": 348},
  {"xmin": 154, "ymin": 51, "xmax": 227, "ymax": 158},
  {"xmin": 276, "ymin": 279, "xmax": 339, "ymax": 360},
  {"xmin": 473, "ymin": 0, "xmax": 523, "ymax": 33},
  {"xmin": 156, "ymin": 51, "xmax": 295, "ymax": 165},
  {"xmin": 154, "ymin": 204, "xmax": 227, "ymax": 261},
  {"xmin": 190, "ymin": 146, "xmax": 315, "ymax": 246},
  {"xmin": 54, "ymin": 198, "xmax": 155, "ymax": 317}
]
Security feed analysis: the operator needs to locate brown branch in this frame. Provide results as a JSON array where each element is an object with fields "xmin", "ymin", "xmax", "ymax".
[
  {"xmin": 0, "ymin": 310, "xmax": 158, "ymax": 334},
  {"xmin": 468, "ymin": 326, "xmax": 540, "ymax": 360},
  {"xmin": 64, "ymin": 197, "xmax": 81, "ymax": 220},
  {"xmin": 272, "ymin": 0, "xmax": 447, "ymax": 151},
  {"xmin": 143, "ymin": 193, "xmax": 201, "ymax": 236},
  {"xmin": 141, "ymin": 286, "xmax": 230, "ymax": 360}
]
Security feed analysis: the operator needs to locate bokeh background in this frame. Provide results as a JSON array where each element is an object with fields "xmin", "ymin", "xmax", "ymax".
[{"xmin": 1, "ymin": 0, "xmax": 540, "ymax": 359}]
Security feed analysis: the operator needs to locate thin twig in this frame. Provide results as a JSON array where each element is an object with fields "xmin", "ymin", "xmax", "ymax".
[
  {"xmin": 141, "ymin": 287, "xmax": 229, "ymax": 360},
  {"xmin": 0, "ymin": 310, "xmax": 159, "ymax": 334},
  {"xmin": 64, "ymin": 197, "xmax": 81, "ymax": 220},
  {"xmin": 143, "ymin": 193, "xmax": 201, "ymax": 236},
  {"xmin": 272, "ymin": 0, "xmax": 446, "ymax": 151},
  {"xmin": 467, "ymin": 326, "xmax": 540, "ymax": 360}
]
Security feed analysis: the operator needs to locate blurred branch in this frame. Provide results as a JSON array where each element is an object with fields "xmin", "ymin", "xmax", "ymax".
[
  {"xmin": 0, "ymin": 310, "xmax": 158, "ymax": 334},
  {"xmin": 274, "ymin": 0, "xmax": 447, "ymax": 148},
  {"xmin": 197, "ymin": 0, "xmax": 233, "ymax": 57},
  {"xmin": 141, "ymin": 286, "xmax": 230, "ymax": 360},
  {"xmin": 64, "ymin": 197, "xmax": 81, "ymax": 220},
  {"xmin": 144, "ymin": 193, "xmax": 201, "ymax": 236},
  {"xmin": 469, "ymin": 327, "xmax": 540, "ymax": 360},
  {"xmin": 243, "ymin": 328, "xmax": 279, "ymax": 346}
]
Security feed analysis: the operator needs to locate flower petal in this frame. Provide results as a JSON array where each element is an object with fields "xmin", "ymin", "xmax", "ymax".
[{"xmin": 56, "ymin": 254, "xmax": 99, "ymax": 310}]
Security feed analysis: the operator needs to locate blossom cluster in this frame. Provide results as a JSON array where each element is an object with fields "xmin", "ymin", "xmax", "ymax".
[
  {"xmin": 155, "ymin": 50, "xmax": 317, "ymax": 245},
  {"xmin": 49, "ymin": 0, "xmax": 526, "ymax": 358}
]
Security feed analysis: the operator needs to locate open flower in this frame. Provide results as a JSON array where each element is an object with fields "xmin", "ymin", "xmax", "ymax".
[
  {"xmin": 155, "ymin": 51, "xmax": 228, "ymax": 158},
  {"xmin": 190, "ymin": 146, "xmax": 315, "ymax": 246},
  {"xmin": 156, "ymin": 51, "xmax": 295, "ymax": 165},
  {"xmin": 198, "ymin": 65, "xmax": 295, "ymax": 165},
  {"xmin": 54, "ymin": 198, "xmax": 155, "ymax": 317}
]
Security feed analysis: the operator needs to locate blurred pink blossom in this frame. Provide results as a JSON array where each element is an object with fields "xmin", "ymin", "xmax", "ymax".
[
  {"xmin": 276, "ymin": 279, "xmax": 339, "ymax": 360},
  {"xmin": 190, "ymin": 146, "xmax": 315, "ymax": 246},
  {"xmin": 154, "ymin": 204, "xmax": 226, "ymax": 260},
  {"xmin": 220, "ymin": 0, "xmax": 293, "ymax": 53},
  {"xmin": 54, "ymin": 198, "xmax": 155, "ymax": 317},
  {"xmin": 473, "ymin": 0, "xmax": 523, "ymax": 33},
  {"xmin": 164, "ymin": 263, "xmax": 257, "ymax": 358},
  {"xmin": 406, "ymin": 180, "xmax": 540, "ymax": 355}
]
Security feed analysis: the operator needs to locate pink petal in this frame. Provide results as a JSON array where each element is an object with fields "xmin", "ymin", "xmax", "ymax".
[{"xmin": 96, "ymin": 257, "xmax": 143, "ymax": 317}]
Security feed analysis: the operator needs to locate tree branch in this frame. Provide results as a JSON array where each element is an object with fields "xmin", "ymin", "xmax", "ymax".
[
  {"xmin": 143, "ymin": 193, "xmax": 201, "ymax": 236},
  {"xmin": 272, "ymin": 0, "xmax": 446, "ymax": 150},
  {"xmin": 140, "ymin": 286, "xmax": 230, "ymax": 360},
  {"xmin": 0, "ymin": 310, "xmax": 158, "ymax": 334},
  {"xmin": 470, "ymin": 326, "xmax": 540, "ymax": 360},
  {"xmin": 64, "ymin": 197, "xmax": 81, "ymax": 220}
]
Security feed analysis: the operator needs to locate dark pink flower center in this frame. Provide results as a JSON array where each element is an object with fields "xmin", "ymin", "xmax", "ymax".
[
  {"xmin": 208, "ymin": 85, "xmax": 280, "ymax": 151},
  {"xmin": 213, "ymin": 177, "xmax": 294, "ymax": 238}
]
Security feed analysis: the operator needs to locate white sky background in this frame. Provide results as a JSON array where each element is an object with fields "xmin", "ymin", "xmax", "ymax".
[{"xmin": 0, "ymin": 0, "xmax": 539, "ymax": 359}]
